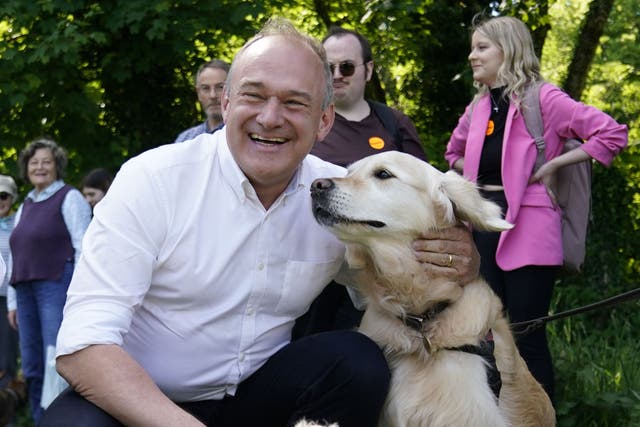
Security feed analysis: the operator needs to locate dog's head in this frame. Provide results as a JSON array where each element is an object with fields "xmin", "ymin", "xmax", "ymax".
[
  {"xmin": 311, "ymin": 151, "xmax": 512, "ymax": 314},
  {"xmin": 311, "ymin": 151, "xmax": 512, "ymax": 245}
]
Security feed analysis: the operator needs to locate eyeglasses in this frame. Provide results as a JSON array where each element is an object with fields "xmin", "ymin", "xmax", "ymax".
[
  {"xmin": 0, "ymin": 193, "xmax": 12, "ymax": 201},
  {"xmin": 329, "ymin": 61, "xmax": 364, "ymax": 77}
]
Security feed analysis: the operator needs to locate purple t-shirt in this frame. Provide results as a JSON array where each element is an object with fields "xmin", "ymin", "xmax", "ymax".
[{"xmin": 310, "ymin": 106, "xmax": 427, "ymax": 167}]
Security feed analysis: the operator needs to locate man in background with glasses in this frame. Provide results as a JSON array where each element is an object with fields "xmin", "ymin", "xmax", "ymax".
[
  {"xmin": 297, "ymin": 27, "xmax": 428, "ymax": 338},
  {"xmin": 174, "ymin": 59, "xmax": 230, "ymax": 143}
]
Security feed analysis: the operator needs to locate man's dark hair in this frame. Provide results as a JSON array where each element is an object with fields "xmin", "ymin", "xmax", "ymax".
[
  {"xmin": 322, "ymin": 26, "xmax": 373, "ymax": 64},
  {"xmin": 194, "ymin": 59, "xmax": 230, "ymax": 86}
]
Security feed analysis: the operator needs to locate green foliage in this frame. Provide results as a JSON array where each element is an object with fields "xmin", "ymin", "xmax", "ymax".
[
  {"xmin": 549, "ymin": 298, "xmax": 640, "ymax": 426},
  {"xmin": 0, "ymin": 0, "xmax": 265, "ymax": 185}
]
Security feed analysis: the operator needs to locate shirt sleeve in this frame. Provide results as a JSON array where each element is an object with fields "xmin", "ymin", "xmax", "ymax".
[
  {"xmin": 6, "ymin": 285, "xmax": 16, "ymax": 311},
  {"xmin": 56, "ymin": 160, "xmax": 168, "ymax": 357},
  {"xmin": 62, "ymin": 189, "xmax": 93, "ymax": 265},
  {"xmin": 540, "ymin": 84, "xmax": 628, "ymax": 166}
]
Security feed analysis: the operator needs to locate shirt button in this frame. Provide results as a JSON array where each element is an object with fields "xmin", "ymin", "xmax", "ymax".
[
  {"xmin": 247, "ymin": 306, "xmax": 255, "ymax": 316},
  {"xmin": 238, "ymin": 352, "xmax": 245, "ymax": 361},
  {"xmin": 257, "ymin": 262, "xmax": 264, "ymax": 270}
]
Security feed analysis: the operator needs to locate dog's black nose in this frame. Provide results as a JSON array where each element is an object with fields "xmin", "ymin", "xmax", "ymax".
[{"xmin": 311, "ymin": 178, "xmax": 334, "ymax": 193}]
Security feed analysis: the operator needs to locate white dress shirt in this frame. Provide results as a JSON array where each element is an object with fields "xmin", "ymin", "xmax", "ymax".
[{"xmin": 56, "ymin": 130, "xmax": 348, "ymax": 402}]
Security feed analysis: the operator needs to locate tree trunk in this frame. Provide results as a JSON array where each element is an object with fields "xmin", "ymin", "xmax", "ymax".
[
  {"xmin": 313, "ymin": 0, "xmax": 332, "ymax": 29},
  {"xmin": 562, "ymin": 0, "xmax": 615, "ymax": 100},
  {"xmin": 531, "ymin": 0, "xmax": 550, "ymax": 60}
]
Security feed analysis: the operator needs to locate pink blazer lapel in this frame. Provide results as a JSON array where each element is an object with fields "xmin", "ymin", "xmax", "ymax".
[
  {"xmin": 501, "ymin": 103, "xmax": 539, "ymax": 223},
  {"xmin": 464, "ymin": 96, "xmax": 492, "ymax": 181}
]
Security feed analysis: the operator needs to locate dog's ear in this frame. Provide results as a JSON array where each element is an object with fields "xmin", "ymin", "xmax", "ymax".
[{"xmin": 440, "ymin": 171, "xmax": 513, "ymax": 231}]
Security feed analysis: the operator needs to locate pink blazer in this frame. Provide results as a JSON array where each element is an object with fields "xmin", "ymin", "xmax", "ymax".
[{"xmin": 445, "ymin": 83, "xmax": 628, "ymax": 271}]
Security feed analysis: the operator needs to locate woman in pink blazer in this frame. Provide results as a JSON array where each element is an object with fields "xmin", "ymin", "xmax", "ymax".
[{"xmin": 445, "ymin": 15, "xmax": 628, "ymax": 401}]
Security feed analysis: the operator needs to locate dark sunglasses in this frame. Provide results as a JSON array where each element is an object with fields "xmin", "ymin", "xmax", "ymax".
[
  {"xmin": 0, "ymin": 192, "xmax": 12, "ymax": 201},
  {"xmin": 329, "ymin": 61, "xmax": 363, "ymax": 77}
]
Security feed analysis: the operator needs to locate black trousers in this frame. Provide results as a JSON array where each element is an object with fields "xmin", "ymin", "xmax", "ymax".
[
  {"xmin": 40, "ymin": 330, "xmax": 390, "ymax": 427},
  {"xmin": 474, "ymin": 227, "xmax": 557, "ymax": 401}
]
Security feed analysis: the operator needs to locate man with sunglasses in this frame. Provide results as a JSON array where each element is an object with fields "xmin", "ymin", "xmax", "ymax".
[
  {"xmin": 298, "ymin": 27, "xmax": 428, "ymax": 338},
  {"xmin": 174, "ymin": 59, "xmax": 230, "ymax": 143},
  {"xmin": 310, "ymin": 27, "xmax": 426, "ymax": 166}
]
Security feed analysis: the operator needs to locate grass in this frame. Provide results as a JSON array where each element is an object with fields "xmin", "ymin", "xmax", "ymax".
[{"xmin": 550, "ymin": 281, "xmax": 640, "ymax": 426}]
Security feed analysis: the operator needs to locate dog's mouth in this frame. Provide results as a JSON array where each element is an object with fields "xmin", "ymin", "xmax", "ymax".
[{"xmin": 312, "ymin": 205, "xmax": 386, "ymax": 228}]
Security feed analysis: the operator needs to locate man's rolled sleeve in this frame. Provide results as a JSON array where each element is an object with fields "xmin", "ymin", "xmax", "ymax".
[{"xmin": 56, "ymin": 158, "xmax": 166, "ymax": 357}]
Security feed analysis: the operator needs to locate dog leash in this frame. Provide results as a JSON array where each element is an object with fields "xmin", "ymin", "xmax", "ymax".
[{"xmin": 511, "ymin": 287, "xmax": 640, "ymax": 335}]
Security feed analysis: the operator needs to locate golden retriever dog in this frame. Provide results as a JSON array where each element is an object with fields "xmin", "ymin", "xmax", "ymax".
[{"xmin": 310, "ymin": 151, "xmax": 555, "ymax": 427}]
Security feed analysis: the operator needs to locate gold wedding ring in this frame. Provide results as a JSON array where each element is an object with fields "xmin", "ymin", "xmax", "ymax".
[{"xmin": 446, "ymin": 254, "xmax": 453, "ymax": 267}]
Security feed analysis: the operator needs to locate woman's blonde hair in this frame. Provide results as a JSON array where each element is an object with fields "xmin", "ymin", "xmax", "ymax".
[{"xmin": 471, "ymin": 15, "xmax": 542, "ymax": 109}]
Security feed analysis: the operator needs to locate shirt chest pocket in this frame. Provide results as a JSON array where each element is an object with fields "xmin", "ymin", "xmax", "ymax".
[{"xmin": 275, "ymin": 259, "xmax": 342, "ymax": 317}]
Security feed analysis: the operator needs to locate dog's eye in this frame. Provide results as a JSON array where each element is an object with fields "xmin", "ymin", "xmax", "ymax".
[{"xmin": 374, "ymin": 169, "xmax": 394, "ymax": 180}]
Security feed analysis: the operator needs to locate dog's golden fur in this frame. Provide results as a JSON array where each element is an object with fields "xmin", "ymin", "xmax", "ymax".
[{"xmin": 311, "ymin": 151, "xmax": 555, "ymax": 427}]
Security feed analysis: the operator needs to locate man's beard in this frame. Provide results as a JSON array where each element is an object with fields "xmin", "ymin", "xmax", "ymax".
[
  {"xmin": 209, "ymin": 111, "xmax": 222, "ymax": 121},
  {"xmin": 206, "ymin": 105, "xmax": 223, "ymax": 124}
]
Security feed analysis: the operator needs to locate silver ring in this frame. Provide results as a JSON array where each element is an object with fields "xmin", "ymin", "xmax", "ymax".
[{"xmin": 446, "ymin": 254, "xmax": 453, "ymax": 267}]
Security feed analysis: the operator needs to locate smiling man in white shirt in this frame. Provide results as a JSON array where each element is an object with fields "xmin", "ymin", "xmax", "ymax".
[{"xmin": 41, "ymin": 17, "xmax": 478, "ymax": 427}]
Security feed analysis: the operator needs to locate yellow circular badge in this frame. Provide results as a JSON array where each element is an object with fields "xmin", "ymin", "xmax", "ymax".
[
  {"xmin": 486, "ymin": 120, "xmax": 495, "ymax": 136},
  {"xmin": 369, "ymin": 136, "xmax": 385, "ymax": 150}
]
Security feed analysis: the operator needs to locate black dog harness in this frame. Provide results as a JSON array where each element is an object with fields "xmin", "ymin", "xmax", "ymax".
[{"xmin": 401, "ymin": 302, "xmax": 502, "ymax": 400}]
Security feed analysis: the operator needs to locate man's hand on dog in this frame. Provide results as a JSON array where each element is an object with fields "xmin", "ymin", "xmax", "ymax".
[{"xmin": 412, "ymin": 224, "xmax": 480, "ymax": 286}]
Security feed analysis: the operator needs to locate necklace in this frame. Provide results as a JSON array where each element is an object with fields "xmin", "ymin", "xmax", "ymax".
[{"xmin": 489, "ymin": 92, "xmax": 499, "ymax": 113}]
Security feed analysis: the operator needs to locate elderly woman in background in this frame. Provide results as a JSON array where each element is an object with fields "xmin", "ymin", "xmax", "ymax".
[
  {"xmin": 79, "ymin": 167, "xmax": 113, "ymax": 212},
  {"xmin": 9, "ymin": 138, "xmax": 91, "ymax": 424},
  {"xmin": 0, "ymin": 175, "xmax": 19, "ymax": 391}
]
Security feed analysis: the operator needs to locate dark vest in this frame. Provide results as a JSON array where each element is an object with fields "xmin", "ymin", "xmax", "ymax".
[{"xmin": 10, "ymin": 185, "xmax": 74, "ymax": 284}]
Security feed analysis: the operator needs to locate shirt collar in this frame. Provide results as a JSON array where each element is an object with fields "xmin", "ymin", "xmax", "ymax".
[
  {"xmin": 216, "ymin": 132, "xmax": 305, "ymax": 207},
  {"xmin": 27, "ymin": 180, "xmax": 65, "ymax": 201},
  {"xmin": 0, "ymin": 214, "xmax": 14, "ymax": 231}
]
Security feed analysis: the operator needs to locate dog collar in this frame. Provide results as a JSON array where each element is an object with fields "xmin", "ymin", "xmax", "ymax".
[
  {"xmin": 401, "ymin": 301, "xmax": 451, "ymax": 353},
  {"xmin": 401, "ymin": 300, "xmax": 451, "ymax": 332}
]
